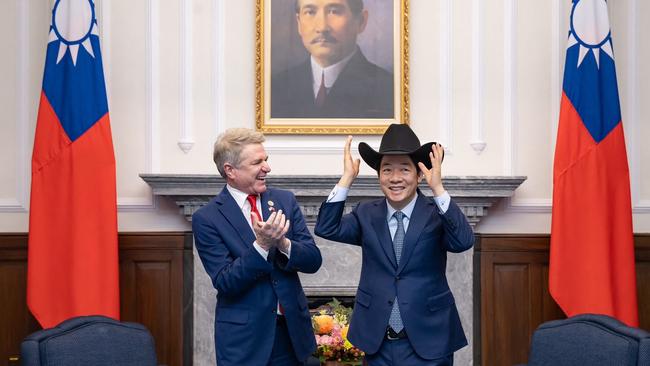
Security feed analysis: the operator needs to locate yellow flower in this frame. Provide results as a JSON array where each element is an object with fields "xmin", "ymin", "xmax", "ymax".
[
  {"xmin": 314, "ymin": 314, "xmax": 334, "ymax": 334},
  {"xmin": 344, "ymin": 339, "xmax": 353, "ymax": 350},
  {"xmin": 341, "ymin": 325, "xmax": 349, "ymax": 339}
]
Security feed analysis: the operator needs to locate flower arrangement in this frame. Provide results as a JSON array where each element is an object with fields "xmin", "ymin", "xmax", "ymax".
[{"xmin": 312, "ymin": 298, "xmax": 364, "ymax": 365}]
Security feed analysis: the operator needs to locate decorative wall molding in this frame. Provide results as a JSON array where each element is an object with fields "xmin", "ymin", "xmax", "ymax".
[
  {"xmin": 98, "ymin": 0, "xmax": 111, "ymax": 102},
  {"xmin": 178, "ymin": 0, "xmax": 194, "ymax": 154},
  {"xmin": 503, "ymin": 0, "xmax": 517, "ymax": 175},
  {"xmin": 147, "ymin": 0, "xmax": 160, "ymax": 173},
  {"xmin": 213, "ymin": 0, "xmax": 226, "ymax": 136},
  {"xmin": 105, "ymin": 0, "xmax": 156, "ymax": 211},
  {"xmin": 439, "ymin": 0, "xmax": 453, "ymax": 153},
  {"xmin": 0, "ymin": 199, "xmax": 27, "ymax": 212},
  {"xmin": 262, "ymin": 136, "xmax": 382, "ymax": 155},
  {"xmin": 470, "ymin": 0, "xmax": 486, "ymax": 154},
  {"xmin": 8, "ymin": 0, "xmax": 30, "ymax": 213},
  {"xmin": 507, "ymin": 198, "xmax": 552, "ymax": 213},
  {"xmin": 117, "ymin": 196, "xmax": 157, "ymax": 211},
  {"xmin": 264, "ymin": 144, "xmax": 352, "ymax": 155},
  {"xmin": 140, "ymin": 174, "xmax": 526, "ymax": 227},
  {"xmin": 636, "ymin": 201, "xmax": 650, "ymax": 213},
  {"xmin": 550, "ymin": 0, "xmax": 562, "ymax": 155},
  {"xmin": 627, "ymin": 0, "xmax": 643, "ymax": 209}
]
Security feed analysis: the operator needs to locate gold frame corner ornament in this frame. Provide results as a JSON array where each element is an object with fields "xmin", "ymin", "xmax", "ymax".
[{"xmin": 255, "ymin": 0, "xmax": 410, "ymax": 135}]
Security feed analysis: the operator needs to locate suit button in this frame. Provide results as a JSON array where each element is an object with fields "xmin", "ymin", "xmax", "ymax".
[
  {"xmin": 272, "ymin": 280, "xmax": 278, "ymax": 286},
  {"xmin": 395, "ymin": 276, "xmax": 400, "ymax": 280},
  {"xmin": 388, "ymin": 300, "xmax": 393, "ymax": 305}
]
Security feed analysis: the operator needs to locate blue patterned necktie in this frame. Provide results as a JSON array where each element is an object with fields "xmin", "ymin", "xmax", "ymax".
[{"xmin": 388, "ymin": 211, "xmax": 405, "ymax": 332}]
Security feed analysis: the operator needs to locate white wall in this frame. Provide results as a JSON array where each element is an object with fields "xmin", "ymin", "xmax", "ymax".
[{"xmin": 1, "ymin": 0, "xmax": 649, "ymax": 233}]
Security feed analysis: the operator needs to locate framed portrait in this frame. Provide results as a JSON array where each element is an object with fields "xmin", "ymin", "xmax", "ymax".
[{"xmin": 255, "ymin": 0, "xmax": 409, "ymax": 134}]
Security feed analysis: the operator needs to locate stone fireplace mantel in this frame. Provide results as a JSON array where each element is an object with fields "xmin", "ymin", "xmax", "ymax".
[{"xmin": 140, "ymin": 174, "xmax": 526, "ymax": 227}]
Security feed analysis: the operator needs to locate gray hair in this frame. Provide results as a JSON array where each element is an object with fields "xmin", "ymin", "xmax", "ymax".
[{"xmin": 213, "ymin": 128, "xmax": 266, "ymax": 178}]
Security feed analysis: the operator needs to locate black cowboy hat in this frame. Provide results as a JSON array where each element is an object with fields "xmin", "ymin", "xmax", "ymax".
[{"xmin": 358, "ymin": 124, "xmax": 442, "ymax": 171}]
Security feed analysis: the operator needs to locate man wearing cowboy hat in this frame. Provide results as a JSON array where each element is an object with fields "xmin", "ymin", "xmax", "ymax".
[{"xmin": 314, "ymin": 124, "xmax": 474, "ymax": 365}]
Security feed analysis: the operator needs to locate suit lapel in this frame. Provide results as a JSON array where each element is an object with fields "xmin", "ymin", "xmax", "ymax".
[
  {"xmin": 370, "ymin": 200, "xmax": 398, "ymax": 269},
  {"xmin": 260, "ymin": 190, "xmax": 272, "ymax": 221},
  {"xmin": 397, "ymin": 194, "xmax": 433, "ymax": 274},
  {"xmin": 259, "ymin": 190, "xmax": 280, "ymax": 263},
  {"xmin": 290, "ymin": 61, "xmax": 317, "ymax": 105},
  {"xmin": 214, "ymin": 187, "xmax": 256, "ymax": 247},
  {"xmin": 329, "ymin": 50, "xmax": 367, "ymax": 100}
]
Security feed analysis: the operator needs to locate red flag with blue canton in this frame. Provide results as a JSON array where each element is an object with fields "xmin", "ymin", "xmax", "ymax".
[
  {"xmin": 28, "ymin": 0, "xmax": 119, "ymax": 328},
  {"xmin": 550, "ymin": 0, "xmax": 637, "ymax": 326}
]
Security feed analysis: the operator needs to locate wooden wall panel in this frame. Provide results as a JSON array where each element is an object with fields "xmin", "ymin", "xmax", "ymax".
[
  {"xmin": 492, "ymin": 264, "xmax": 531, "ymax": 365},
  {"xmin": 636, "ymin": 235, "xmax": 650, "ymax": 329},
  {"xmin": 0, "ymin": 235, "xmax": 39, "ymax": 365},
  {"xmin": 476, "ymin": 234, "xmax": 650, "ymax": 366},
  {"xmin": 0, "ymin": 233, "xmax": 192, "ymax": 366},
  {"xmin": 478, "ymin": 244, "xmax": 557, "ymax": 366}
]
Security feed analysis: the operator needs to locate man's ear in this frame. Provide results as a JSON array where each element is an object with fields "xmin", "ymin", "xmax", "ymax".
[
  {"xmin": 296, "ymin": 13, "xmax": 303, "ymax": 37},
  {"xmin": 357, "ymin": 10, "xmax": 369, "ymax": 34},
  {"xmin": 223, "ymin": 163, "xmax": 236, "ymax": 179}
]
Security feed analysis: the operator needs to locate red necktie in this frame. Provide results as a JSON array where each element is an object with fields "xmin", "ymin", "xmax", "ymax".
[
  {"xmin": 246, "ymin": 194, "xmax": 262, "ymax": 224},
  {"xmin": 315, "ymin": 72, "xmax": 326, "ymax": 108},
  {"xmin": 248, "ymin": 194, "xmax": 285, "ymax": 314}
]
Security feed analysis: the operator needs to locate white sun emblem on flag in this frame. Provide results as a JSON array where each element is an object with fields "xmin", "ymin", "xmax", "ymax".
[
  {"xmin": 48, "ymin": 0, "xmax": 99, "ymax": 66},
  {"xmin": 567, "ymin": 0, "xmax": 614, "ymax": 69}
]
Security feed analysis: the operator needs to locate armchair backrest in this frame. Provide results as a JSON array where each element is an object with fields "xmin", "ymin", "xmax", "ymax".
[
  {"xmin": 527, "ymin": 314, "xmax": 650, "ymax": 366},
  {"xmin": 20, "ymin": 315, "xmax": 157, "ymax": 366}
]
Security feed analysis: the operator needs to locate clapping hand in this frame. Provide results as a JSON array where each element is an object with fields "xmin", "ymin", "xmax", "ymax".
[
  {"xmin": 252, "ymin": 210, "xmax": 290, "ymax": 251},
  {"xmin": 338, "ymin": 135, "xmax": 360, "ymax": 188},
  {"xmin": 417, "ymin": 143, "xmax": 446, "ymax": 196}
]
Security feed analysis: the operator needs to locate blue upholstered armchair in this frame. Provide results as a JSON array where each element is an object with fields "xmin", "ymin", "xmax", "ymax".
[
  {"xmin": 20, "ymin": 315, "xmax": 158, "ymax": 366},
  {"xmin": 524, "ymin": 314, "xmax": 650, "ymax": 366}
]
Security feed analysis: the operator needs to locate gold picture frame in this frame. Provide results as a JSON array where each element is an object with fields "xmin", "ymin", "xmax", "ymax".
[{"xmin": 255, "ymin": 0, "xmax": 409, "ymax": 134}]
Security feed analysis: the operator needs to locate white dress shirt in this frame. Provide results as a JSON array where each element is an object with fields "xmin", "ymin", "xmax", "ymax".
[{"xmin": 310, "ymin": 50, "xmax": 356, "ymax": 98}]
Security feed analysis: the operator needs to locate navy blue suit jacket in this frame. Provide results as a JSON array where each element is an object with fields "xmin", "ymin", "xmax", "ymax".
[
  {"xmin": 314, "ymin": 191, "xmax": 474, "ymax": 359},
  {"xmin": 192, "ymin": 187, "xmax": 322, "ymax": 365}
]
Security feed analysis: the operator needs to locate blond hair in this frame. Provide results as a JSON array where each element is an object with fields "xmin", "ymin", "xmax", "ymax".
[{"xmin": 213, "ymin": 128, "xmax": 266, "ymax": 178}]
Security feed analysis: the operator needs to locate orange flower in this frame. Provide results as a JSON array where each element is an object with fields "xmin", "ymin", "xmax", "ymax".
[{"xmin": 314, "ymin": 314, "xmax": 334, "ymax": 334}]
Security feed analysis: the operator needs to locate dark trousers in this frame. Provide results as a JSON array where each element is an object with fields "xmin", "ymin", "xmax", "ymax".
[
  {"xmin": 268, "ymin": 316, "xmax": 302, "ymax": 366},
  {"xmin": 365, "ymin": 338, "xmax": 454, "ymax": 366}
]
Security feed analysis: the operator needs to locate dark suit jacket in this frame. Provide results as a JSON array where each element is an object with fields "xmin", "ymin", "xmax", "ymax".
[
  {"xmin": 192, "ymin": 187, "xmax": 322, "ymax": 365},
  {"xmin": 314, "ymin": 192, "xmax": 474, "ymax": 359},
  {"xmin": 271, "ymin": 48, "xmax": 394, "ymax": 118}
]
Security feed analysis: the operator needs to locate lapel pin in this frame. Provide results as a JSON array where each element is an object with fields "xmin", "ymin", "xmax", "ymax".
[{"xmin": 268, "ymin": 200, "xmax": 274, "ymax": 207}]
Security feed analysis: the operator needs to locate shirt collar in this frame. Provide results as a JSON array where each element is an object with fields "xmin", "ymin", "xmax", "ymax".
[
  {"xmin": 386, "ymin": 194, "xmax": 418, "ymax": 221},
  {"xmin": 310, "ymin": 48, "xmax": 357, "ymax": 96},
  {"xmin": 226, "ymin": 184, "xmax": 255, "ymax": 210}
]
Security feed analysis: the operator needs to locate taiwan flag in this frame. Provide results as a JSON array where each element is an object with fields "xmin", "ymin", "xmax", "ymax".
[
  {"xmin": 549, "ymin": 0, "xmax": 637, "ymax": 326},
  {"xmin": 28, "ymin": 0, "xmax": 119, "ymax": 328}
]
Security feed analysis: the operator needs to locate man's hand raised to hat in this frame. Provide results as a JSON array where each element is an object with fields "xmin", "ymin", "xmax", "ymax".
[
  {"xmin": 418, "ymin": 143, "xmax": 446, "ymax": 197},
  {"xmin": 338, "ymin": 135, "xmax": 360, "ymax": 188}
]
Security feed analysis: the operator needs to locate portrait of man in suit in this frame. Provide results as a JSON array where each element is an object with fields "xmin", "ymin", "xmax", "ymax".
[
  {"xmin": 271, "ymin": 0, "xmax": 394, "ymax": 119},
  {"xmin": 192, "ymin": 128, "xmax": 322, "ymax": 366},
  {"xmin": 315, "ymin": 124, "xmax": 475, "ymax": 365}
]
